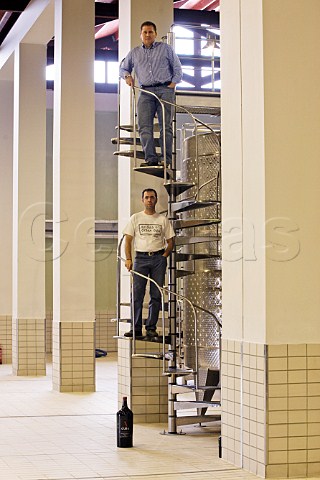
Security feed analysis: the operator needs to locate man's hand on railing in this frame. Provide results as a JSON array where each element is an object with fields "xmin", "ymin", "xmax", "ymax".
[
  {"xmin": 124, "ymin": 75, "xmax": 134, "ymax": 88},
  {"xmin": 125, "ymin": 259, "xmax": 133, "ymax": 271}
]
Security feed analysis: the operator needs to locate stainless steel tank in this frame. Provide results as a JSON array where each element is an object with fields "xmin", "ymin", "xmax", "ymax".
[{"xmin": 179, "ymin": 131, "xmax": 221, "ymax": 372}]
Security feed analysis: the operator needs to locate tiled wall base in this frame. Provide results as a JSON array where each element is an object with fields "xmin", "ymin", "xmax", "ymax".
[
  {"xmin": 221, "ymin": 339, "xmax": 266, "ymax": 478},
  {"xmin": 222, "ymin": 339, "xmax": 320, "ymax": 478},
  {"xmin": 118, "ymin": 333, "xmax": 168, "ymax": 423},
  {"xmin": 266, "ymin": 343, "xmax": 320, "ymax": 479},
  {"xmin": 0, "ymin": 315, "xmax": 12, "ymax": 363},
  {"xmin": 52, "ymin": 320, "xmax": 95, "ymax": 393},
  {"xmin": 12, "ymin": 318, "xmax": 46, "ymax": 375},
  {"xmin": 46, "ymin": 311, "xmax": 116, "ymax": 354}
]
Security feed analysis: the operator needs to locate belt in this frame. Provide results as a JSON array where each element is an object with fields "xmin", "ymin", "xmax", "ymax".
[
  {"xmin": 136, "ymin": 249, "xmax": 165, "ymax": 256},
  {"xmin": 141, "ymin": 82, "xmax": 170, "ymax": 88}
]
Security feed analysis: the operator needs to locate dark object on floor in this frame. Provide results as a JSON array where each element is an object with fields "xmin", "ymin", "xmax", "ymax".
[{"xmin": 95, "ymin": 349, "xmax": 107, "ymax": 358}]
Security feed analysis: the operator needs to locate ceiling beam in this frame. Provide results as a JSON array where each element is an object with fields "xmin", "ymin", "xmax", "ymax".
[
  {"xmin": 174, "ymin": 8, "xmax": 219, "ymax": 27},
  {"xmin": 0, "ymin": 0, "xmax": 30, "ymax": 12},
  {"xmin": 95, "ymin": 2, "xmax": 118, "ymax": 21}
]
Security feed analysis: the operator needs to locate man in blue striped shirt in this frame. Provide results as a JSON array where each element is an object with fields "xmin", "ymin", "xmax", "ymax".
[{"xmin": 120, "ymin": 21, "xmax": 182, "ymax": 167}]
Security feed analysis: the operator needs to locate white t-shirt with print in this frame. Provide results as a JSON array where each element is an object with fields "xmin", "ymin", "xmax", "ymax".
[{"xmin": 123, "ymin": 211, "xmax": 175, "ymax": 252}]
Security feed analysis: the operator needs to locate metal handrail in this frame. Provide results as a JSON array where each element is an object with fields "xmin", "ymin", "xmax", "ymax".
[
  {"xmin": 117, "ymin": 236, "xmax": 210, "ymax": 387},
  {"xmin": 116, "ymin": 237, "xmax": 222, "ymax": 389},
  {"xmin": 121, "ymin": 84, "xmax": 217, "ymax": 199}
]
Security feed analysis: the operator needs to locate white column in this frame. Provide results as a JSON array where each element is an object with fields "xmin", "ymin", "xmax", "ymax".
[
  {"xmin": 0, "ymin": 74, "xmax": 14, "ymax": 363},
  {"xmin": 221, "ymin": 0, "xmax": 320, "ymax": 477},
  {"xmin": 12, "ymin": 43, "xmax": 47, "ymax": 375},
  {"xmin": 52, "ymin": 0, "xmax": 95, "ymax": 392}
]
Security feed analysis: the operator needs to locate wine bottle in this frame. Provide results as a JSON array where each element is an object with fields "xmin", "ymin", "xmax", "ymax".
[{"xmin": 117, "ymin": 396, "xmax": 133, "ymax": 448}]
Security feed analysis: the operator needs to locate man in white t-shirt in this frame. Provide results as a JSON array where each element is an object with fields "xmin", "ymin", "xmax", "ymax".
[{"xmin": 123, "ymin": 188, "xmax": 175, "ymax": 339}]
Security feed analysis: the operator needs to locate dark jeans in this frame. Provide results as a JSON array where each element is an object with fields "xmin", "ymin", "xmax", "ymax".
[
  {"xmin": 132, "ymin": 253, "xmax": 167, "ymax": 331},
  {"xmin": 137, "ymin": 86, "xmax": 175, "ymax": 164}
]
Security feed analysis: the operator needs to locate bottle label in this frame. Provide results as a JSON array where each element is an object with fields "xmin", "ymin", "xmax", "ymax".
[{"xmin": 119, "ymin": 420, "xmax": 131, "ymax": 438}]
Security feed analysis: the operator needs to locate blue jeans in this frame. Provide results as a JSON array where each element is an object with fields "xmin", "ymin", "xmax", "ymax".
[
  {"xmin": 137, "ymin": 86, "xmax": 175, "ymax": 164},
  {"xmin": 132, "ymin": 253, "xmax": 167, "ymax": 331}
]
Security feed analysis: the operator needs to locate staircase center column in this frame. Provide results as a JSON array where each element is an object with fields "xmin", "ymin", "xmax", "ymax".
[
  {"xmin": 52, "ymin": 0, "xmax": 95, "ymax": 392},
  {"xmin": 221, "ymin": 0, "xmax": 320, "ymax": 477}
]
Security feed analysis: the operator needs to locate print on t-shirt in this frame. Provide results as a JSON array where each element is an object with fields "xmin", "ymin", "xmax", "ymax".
[{"xmin": 139, "ymin": 224, "xmax": 162, "ymax": 237}]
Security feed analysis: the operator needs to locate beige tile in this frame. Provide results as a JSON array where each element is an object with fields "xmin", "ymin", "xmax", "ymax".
[
  {"xmin": 268, "ymin": 410, "xmax": 288, "ymax": 425},
  {"xmin": 308, "ymin": 410, "xmax": 320, "ymax": 423},
  {"xmin": 288, "ymin": 449, "xmax": 307, "ymax": 463},
  {"xmin": 308, "ymin": 449, "xmax": 320, "ymax": 462},
  {"xmin": 308, "ymin": 436, "xmax": 320, "ymax": 449},
  {"xmin": 288, "ymin": 463, "xmax": 307, "ymax": 478},
  {"xmin": 266, "ymin": 464, "xmax": 288, "ymax": 478},
  {"xmin": 288, "ymin": 396, "xmax": 307, "ymax": 410},
  {"xmin": 268, "ymin": 437, "xmax": 288, "ymax": 451},
  {"xmin": 268, "ymin": 450, "xmax": 288, "ymax": 464},
  {"xmin": 288, "ymin": 410, "xmax": 307, "ymax": 424},
  {"xmin": 288, "ymin": 344, "xmax": 306, "ymax": 357},
  {"xmin": 268, "ymin": 397, "xmax": 287, "ymax": 411},
  {"xmin": 268, "ymin": 344, "xmax": 287, "ymax": 357},
  {"xmin": 288, "ymin": 423, "xmax": 307, "ymax": 437},
  {"xmin": 268, "ymin": 370, "xmax": 288, "ymax": 384},
  {"xmin": 268, "ymin": 357, "xmax": 288, "ymax": 371},
  {"xmin": 288, "ymin": 436, "xmax": 307, "ymax": 450},
  {"xmin": 308, "ymin": 356, "xmax": 320, "ymax": 369},
  {"xmin": 288, "ymin": 370, "xmax": 307, "ymax": 383},
  {"xmin": 308, "ymin": 369, "xmax": 320, "ymax": 382},
  {"xmin": 288, "ymin": 356, "xmax": 306, "ymax": 370},
  {"xmin": 307, "ymin": 344, "xmax": 320, "ymax": 356},
  {"xmin": 268, "ymin": 384, "xmax": 287, "ymax": 398},
  {"xmin": 308, "ymin": 397, "xmax": 320, "ymax": 410},
  {"xmin": 288, "ymin": 383, "xmax": 307, "ymax": 397},
  {"xmin": 308, "ymin": 383, "xmax": 320, "ymax": 396},
  {"xmin": 308, "ymin": 462, "xmax": 320, "ymax": 476},
  {"xmin": 307, "ymin": 423, "xmax": 320, "ymax": 436}
]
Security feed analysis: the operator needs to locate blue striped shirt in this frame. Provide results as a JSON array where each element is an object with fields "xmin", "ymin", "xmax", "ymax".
[{"xmin": 120, "ymin": 41, "xmax": 182, "ymax": 87}]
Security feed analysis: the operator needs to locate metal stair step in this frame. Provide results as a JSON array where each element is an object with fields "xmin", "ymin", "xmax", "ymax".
[
  {"xmin": 178, "ymin": 384, "xmax": 221, "ymax": 392},
  {"xmin": 111, "ymin": 137, "xmax": 161, "ymax": 147},
  {"xmin": 163, "ymin": 181, "xmax": 195, "ymax": 196},
  {"xmin": 175, "ymin": 236, "xmax": 220, "ymax": 246},
  {"xmin": 176, "ymin": 105, "xmax": 221, "ymax": 116},
  {"xmin": 176, "ymin": 414, "xmax": 221, "ymax": 427},
  {"xmin": 116, "ymin": 335, "xmax": 171, "ymax": 345},
  {"xmin": 111, "ymin": 137, "xmax": 142, "ymax": 146},
  {"xmin": 113, "ymin": 150, "xmax": 145, "ymax": 159},
  {"xmin": 174, "ymin": 218, "xmax": 220, "ymax": 230},
  {"xmin": 116, "ymin": 124, "xmax": 160, "ymax": 133},
  {"xmin": 134, "ymin": 165, "xmax": 174, "ymax": 179},
  {"xmin": 165, "ymin": 366, "xmax": 195, "ymax": 376},
  {"xmin": 176, "ymin": 269, "xmax": 195, "ymax": 278},
  {"xmin": 176, "ymin": 253, "xmax": 220, "ymax": 262},
  {"xmin": 174, "ymin": 400, "xmax": 221, "ymax": 410},
  {"xmin": 172, "ymin": 199, "xmax": 220, "ymax": 214}
]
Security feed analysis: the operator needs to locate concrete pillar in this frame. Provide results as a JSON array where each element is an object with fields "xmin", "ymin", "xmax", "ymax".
[
  {"xmin": 12, "ymin": 43, "xmax": 47, "ymax": 375},
  {"xmin": 52, "ymin": 0, "xmax": 95, "ymax": 392},
  {"xmin": 0, "ymin": 72, "xmax": 13, "ymax": 364},
  {"xmin": 221, "ymin": 0, "xmax": 320, "ymax": 477}
]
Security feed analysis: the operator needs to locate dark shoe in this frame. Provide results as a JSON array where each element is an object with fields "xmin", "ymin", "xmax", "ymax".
[
  {"xmin": 124, "ymin": 330, "xmax": 143, "ymax": 338},
  {"xmin": 146, "ymin": 161, "xmax": 159, "ymax": 167},
  {"xmin": 146, "ymin": 329, "xmax": 159, "ymax": 338}
]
